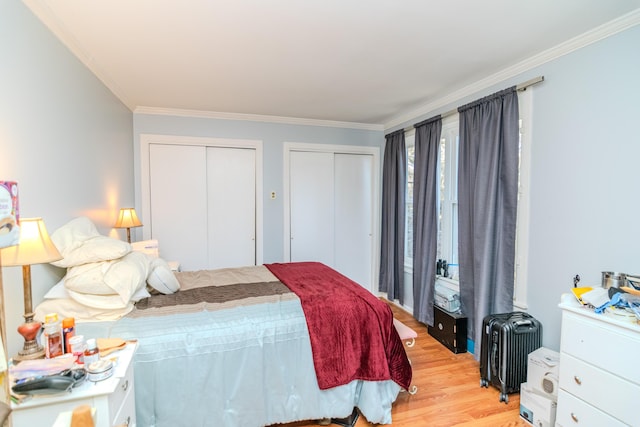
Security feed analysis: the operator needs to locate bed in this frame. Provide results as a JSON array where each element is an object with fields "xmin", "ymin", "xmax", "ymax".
[{"xmin": 34, "ymin": 217, "xmax": 412, "ymax": 427}]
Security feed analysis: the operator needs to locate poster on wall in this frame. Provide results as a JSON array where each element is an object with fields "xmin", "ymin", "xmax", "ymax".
[{"xmin": 0, "ymin": 181, "xmax": 19, "ymax": 249}]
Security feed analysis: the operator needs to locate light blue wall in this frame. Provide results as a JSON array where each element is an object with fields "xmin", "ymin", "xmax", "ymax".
[
  {"xmin": 526, "ymin": 25, "xmax": 640, "ymax": 350},
  {"xmin": 133, "ymin": 114, "xmax": 384, "ymax": 263},
  {"xmin": 390, "ymin": 25, "xmax": 640, "ymax": 350},
  {"xmin": 0, "ymin": 1, "xmax": 134, "ymax": 356}
]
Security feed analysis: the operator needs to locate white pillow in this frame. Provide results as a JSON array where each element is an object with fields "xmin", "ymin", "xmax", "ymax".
[
  {"xmin": 65, "ymin": 262, "xmax": 113, "ymax": 295},
  {"xmin": 44, "ymin": 279, "xmax": 70, "ymax": 299},
  {"xmin": 52, "ymin": 236, "xmax": 131, "ymax": 268},
  {"xmin": 65, "ymin": 252, "xmax": 151, "ymax": 308},
  {"xmin": 51, "ymin": 217, "xmax": 100, "ymax": 253},
  {"xmin": 35, "ymin": 298, "xmax": 134, "ymax": 323},
  {"xmin": 51, "ymin": 217, "xmax": 131, "ymax": 268},
  {"xmin": 46, "ymin": 277, "xmax": 150, "ymax": 302},
  {"xmin": 147, "ymin": 257, "xmax": 180, "ymax": 294}
]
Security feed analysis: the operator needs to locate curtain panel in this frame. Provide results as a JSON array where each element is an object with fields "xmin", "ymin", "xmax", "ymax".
[
  {"xmin": 457, "ymin": 86, "xmax": 519, "ymax": 359},
  {"xmin": 379, "ymin": 129, "xmax": 406, "ymax": 302},
  {"xmin": 412, "ymin": 116, "xmax": 441, "ymax": 325}
]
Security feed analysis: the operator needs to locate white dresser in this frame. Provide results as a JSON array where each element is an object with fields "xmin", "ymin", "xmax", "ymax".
[
  {"xmin": 11, "ymin": 342, "xmax": 137, "ymax": 427},
  {"xmin": 556, "ymin": 295, "xmax": 639, "ymax": 427}
]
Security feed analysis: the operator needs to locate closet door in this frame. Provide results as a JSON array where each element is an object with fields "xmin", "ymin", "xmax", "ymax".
[
  {"xmin": 289, "ymin": 151, "xmax": 334, "ymax": 266},
  {"xmin": 207, "ymin": 147, "xmax": 256, "ymax": 269},
  {"xmin": 149, "ymin": 144, "xmax": 208, "ymax": 271},
  {"xmin": 288, "ymin": 150, "xmax": 374, "ymax": 291},
  {"xmin": 334, "ymin": 153, "xmax": 373, "ymax": 289}
]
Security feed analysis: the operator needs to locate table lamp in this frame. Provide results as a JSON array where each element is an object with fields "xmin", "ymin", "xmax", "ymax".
[
  {"xmin": 114, "ymin": 208, "xmax": 142, "ymax": 243},
  {"xmin": 0, "ymin": 217, "xmax": 62, "ymax": 360}
]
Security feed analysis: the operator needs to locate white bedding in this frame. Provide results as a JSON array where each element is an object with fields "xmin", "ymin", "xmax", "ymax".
[
  {"xmin": 38, "ymin": 264, "xmax": 402, "ymax": 426},
  {"xmin": 107, "ymin": 298, "xmax": 400, "ymax": 426}
]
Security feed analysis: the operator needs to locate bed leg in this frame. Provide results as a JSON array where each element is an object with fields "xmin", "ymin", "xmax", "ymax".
[{"xmin": 329, "ymin": 408, "xmax": 359, "ymax": 427}]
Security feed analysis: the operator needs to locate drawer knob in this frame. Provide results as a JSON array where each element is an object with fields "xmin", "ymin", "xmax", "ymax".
[
  {"xmin": 573, "ymin": 376, "xmax": 582, "ymax": 386},
  {"xmin": 122, "ymin": 379, "xmax": 129, "ymax": 392},
  {"xmin": 571, "ymin": 412, "xmax": 579, "ymax": 423}
]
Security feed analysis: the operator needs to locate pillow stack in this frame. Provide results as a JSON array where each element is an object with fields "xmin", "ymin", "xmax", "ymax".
[{"xmin": 46, "ymin": 217, "xmax": 180, "ymax": 313}]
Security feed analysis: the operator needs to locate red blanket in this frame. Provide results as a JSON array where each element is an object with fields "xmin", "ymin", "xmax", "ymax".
[{"xmin": 265, "ymin": 262, "xmax": 412, "ymax": 391}]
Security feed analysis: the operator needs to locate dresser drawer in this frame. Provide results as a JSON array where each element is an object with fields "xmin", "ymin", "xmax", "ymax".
[
  {"xmin": 108, "ymin": 362, "xmax": 135, "ymax": 425},
  {"xmin": 559, "ymin": 353, "xmax": 639, "ymax": 425},
  {"xmin": 560, "ymin": 311, "xmax": 640, "ymax": 384},
  {"xmin": 556, "ymin": 390, "xmax": 626, "ymax": 427},
  {"xmin": 112, "ymin": 383, "xmax": 136, "ymax": 427}
]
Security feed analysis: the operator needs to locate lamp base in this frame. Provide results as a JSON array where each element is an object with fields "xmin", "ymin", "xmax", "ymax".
[{"xmin": 14, "ymin": 313, "xmax": 45, "ymax": 361}]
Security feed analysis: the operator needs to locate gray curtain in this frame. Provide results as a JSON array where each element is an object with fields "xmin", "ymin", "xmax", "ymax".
[
  {"xmin": 457, "ymin": 87, "xmax": 519, "ymax": 359},
  {"xmin": 379, "ymin": 129, "xmax": 406, "ymax": 302},
  {"xmin": 412, "ymin": 116, "xmax": 441, "ymax": 325}
]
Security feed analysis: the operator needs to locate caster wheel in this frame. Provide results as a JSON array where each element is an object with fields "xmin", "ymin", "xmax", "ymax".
[{"xmin": 499, "ymin": 393, "xmax": 508, "ymax": 404}]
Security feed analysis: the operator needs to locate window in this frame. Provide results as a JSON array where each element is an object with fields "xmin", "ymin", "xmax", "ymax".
[
  {"xmin": 404, "ymin": 88, "xmax": 532, "ymax": 308},
  {"xmin": 437, "ymin": 118, "xmax": 459, "ymax": 275},
  {"xmin": 403, "ymin": 119, "xmax": 459, "ymax": 278},
  {"xmin": 404, "ymin": 129, "xmax": 415, "ymax": 267}
]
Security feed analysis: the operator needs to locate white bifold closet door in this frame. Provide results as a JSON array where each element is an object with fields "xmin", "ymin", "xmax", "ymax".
[
  {"xmin": 149, "ymin": 144, "xmax": 256, "ymax": 271},
  {"xmin": 289, "ymin": 151, "xmax": 373, "ymax": 291}
]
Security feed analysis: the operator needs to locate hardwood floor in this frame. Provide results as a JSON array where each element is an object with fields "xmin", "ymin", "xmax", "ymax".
[{"xmin": 278, "ymin": 300, "xmax": 527, "ymax": 427}]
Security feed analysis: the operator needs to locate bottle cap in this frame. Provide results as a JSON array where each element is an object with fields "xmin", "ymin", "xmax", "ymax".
[
  {"xmin": 86, "ymin": 338, "xmax": 97, "ymax": 349},
  {"xmin": 62, "ymin": 317, "xmax": 75, "ymax": 328},
  {"xmin": 44, "ymin": 313, "xmax": 59, "ymax": 323}
]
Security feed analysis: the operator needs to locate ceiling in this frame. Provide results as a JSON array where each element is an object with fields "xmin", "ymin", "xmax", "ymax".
[{"xmin": 23, "ymin": 0, "xmax": 640, "ymax": 128}]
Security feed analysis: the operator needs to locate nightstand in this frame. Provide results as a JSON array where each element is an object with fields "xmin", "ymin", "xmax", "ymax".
[
  {"xmin": 10, "ymin": 342, "xmax": 137, "ymax": 427},
  {"xmin": 427, "ymin": 305, "xmax": 467, "ymax": 353}
]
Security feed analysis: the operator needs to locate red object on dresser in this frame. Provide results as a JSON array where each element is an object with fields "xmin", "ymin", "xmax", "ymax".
[{"xmin": 266, "ymin": 262, "xmax": 412, "ymax": 391}]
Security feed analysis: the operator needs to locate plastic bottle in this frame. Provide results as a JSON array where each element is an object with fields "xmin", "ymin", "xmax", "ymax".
[
  {"xmin": 69, "ymin": 335, "xmax": 85, "ymax": 365},
  {"xmin": 62, "ymin": 317, "xmax": 75, "ymax": 354},
  {"xmin": 43, "ymin": 313, "xmax": 63, "ymax": 358},
  {"xmin": 83, "ymin": 338, "xmax": 100, "ymax": 366}
]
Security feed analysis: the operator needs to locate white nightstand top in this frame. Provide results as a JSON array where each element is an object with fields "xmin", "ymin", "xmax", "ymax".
[{"xmin": 10, "ymin": 342, "xmax": 137, "ymax": 411}]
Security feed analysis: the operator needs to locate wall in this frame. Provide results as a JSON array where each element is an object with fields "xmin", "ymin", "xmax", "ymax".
[
  {"xmin": 388, "ymin": 24, "xmax": 640, "ymax": 350},
  {"xmin": 133, "ymin": 114, "xmax": 384, "ymax": 263},
  {"xmin": 0, "ymin": 1, "xmax": 134, "ymax": 357}
]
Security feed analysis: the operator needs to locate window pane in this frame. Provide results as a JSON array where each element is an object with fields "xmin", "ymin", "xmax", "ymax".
[{"xmin": 405, "ymin": 141, "xmax": 415, "ymax": 261}]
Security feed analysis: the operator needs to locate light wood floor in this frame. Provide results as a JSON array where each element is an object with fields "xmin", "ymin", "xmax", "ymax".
[{"xmin": 277, "ymin": 300, "xmax": 527, "ymax": 427}]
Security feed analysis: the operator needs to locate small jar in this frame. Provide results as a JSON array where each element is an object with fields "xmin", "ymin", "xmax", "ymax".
[
  {"xmin": 83, "ymin": 338, "xmax": 100, "ymax": 366},
  {"xmin": 69, "ymin": 335, "xmax": 85, "ymax": 365}
]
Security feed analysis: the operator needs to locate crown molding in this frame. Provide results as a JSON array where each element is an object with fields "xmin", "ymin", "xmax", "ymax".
[
  {"xmin": 134, "ymin": 106, "xmax": 385, "ymax": 131},
  {"xmin": 383, "ymin": 8, "xmax": 640, "ymax": 131}
]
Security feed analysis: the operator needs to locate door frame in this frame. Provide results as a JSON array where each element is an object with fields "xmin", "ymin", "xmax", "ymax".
[
  {"xmin": 140, "ymin": 134, "xmax": 264, "ymax": 265},
  {"xmin": 283, "ymin": 142, "xmax": 381, "ymax": 292}
]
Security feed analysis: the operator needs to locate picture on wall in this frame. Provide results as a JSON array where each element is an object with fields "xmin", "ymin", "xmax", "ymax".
[{"xmin": 0, "ymin": 181, "xmax": 19, "ymax": 249}]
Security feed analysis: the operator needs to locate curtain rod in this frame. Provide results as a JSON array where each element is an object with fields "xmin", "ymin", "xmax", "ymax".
[{"xmin": 403, "ymin": 75, "xmax": 544, "ymax": 132}]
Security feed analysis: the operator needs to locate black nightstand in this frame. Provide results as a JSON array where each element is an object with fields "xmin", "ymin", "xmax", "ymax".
[{"xmin": 428, "ymin": 305, "xmax": 467, "ymax": 353}]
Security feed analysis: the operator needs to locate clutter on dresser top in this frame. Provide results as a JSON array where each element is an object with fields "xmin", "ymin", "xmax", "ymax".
[{"xmin": 569, "ymin": 271, "xmax": 640, "ymax": 324}]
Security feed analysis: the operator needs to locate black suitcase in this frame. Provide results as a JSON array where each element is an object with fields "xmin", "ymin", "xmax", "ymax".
[{"xmin": 479, "ymin": 311, "xmax": 542, "ymax": 403}]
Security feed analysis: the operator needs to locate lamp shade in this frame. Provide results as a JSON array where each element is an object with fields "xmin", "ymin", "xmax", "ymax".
[
  {"xmin": 0, "ymin": 217, "xmax": 61, "ymax": 266},
  {"xmin": 114, "ymin": 208, "xmax": 142, "ymax": 229}
]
